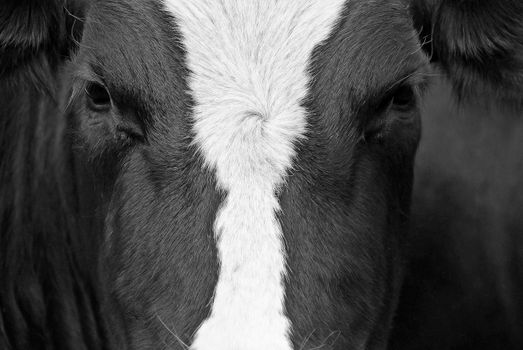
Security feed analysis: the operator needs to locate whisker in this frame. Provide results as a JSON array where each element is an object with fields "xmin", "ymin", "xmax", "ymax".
[
  {"xmin": 156, "ymin": 314, "xmax": 190, "ymax": 350},
  {"xmin": 308, "ymin": 330, "xmax": 342, "ymax": 350},
  {"xmin": 299, "ymin": 329, "xmax": 317, "ymax": 350}
]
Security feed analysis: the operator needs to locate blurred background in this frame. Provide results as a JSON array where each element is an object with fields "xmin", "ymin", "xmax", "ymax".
[{"xmin": 389, "ymin": 78, "xmax": 523, "ymax": 349}]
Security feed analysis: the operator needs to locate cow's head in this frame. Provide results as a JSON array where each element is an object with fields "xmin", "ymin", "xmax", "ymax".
[
  {"xmin": 68, "ymin": 1, "xmax": 425, "ymax": 348},
  {"xmin": 1, "ymin": 0, "xmax": 521, "ymax": 349}
]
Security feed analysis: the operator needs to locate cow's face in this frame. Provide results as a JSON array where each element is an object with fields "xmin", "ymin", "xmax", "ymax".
[{"xmin": 69, "ymin": 0, "xmax": 427, "ymax": 349}]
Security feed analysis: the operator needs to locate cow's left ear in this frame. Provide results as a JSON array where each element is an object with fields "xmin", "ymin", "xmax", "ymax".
[
  {"xmin": 0, "ymin": 0, "xmax": 86, "ymax": 78},
  {"xmin": 411, "ymin": 0, "xmax": 523, "ymax": 109}
]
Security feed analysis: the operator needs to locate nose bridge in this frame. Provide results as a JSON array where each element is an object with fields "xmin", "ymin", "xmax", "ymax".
[{"xmin": 164, "ymin": 1, "xmax": 347, "ymax": 349}]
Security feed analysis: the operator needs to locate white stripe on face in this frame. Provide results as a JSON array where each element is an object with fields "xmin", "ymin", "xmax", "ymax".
[{"xmin": 164, "ymin": 1, "xmax": 346, "ymax": 349}]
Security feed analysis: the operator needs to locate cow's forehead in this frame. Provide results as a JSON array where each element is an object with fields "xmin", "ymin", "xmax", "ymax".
[{"xmin": 164, "ymin": 0, "xmax": 347, "ymax": 170}]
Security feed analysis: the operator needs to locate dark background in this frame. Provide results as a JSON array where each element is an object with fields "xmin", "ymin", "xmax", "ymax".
[{"xmin": 390, "ymin": 78, "xmax": 523, "ymax": 349}]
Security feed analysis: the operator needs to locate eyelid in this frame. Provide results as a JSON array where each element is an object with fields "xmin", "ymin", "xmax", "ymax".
[
  {"xmin": 388, "ymin": 72, "xmax": 430, "ymax": 106},
  {"xmin": 388, "ymin": 71, "xmax": 427, "ymax": 93},
  {"xmin": 85, "ymin": 81, "xmax": 112, "ymax": 113},
  {"xmin": 67, "ymin": 62, "xmax": 109, "ymax": 107},
  {"xmin": 67, "ymin": 78, "xmax": 108, "ymax": 112},
  {"xmin": 71, "ymin": 61, "xmax": 106, "ymax": 84}
]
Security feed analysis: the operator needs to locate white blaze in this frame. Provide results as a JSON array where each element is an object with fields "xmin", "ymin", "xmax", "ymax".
[{"xmin": 163, "ymin": 1, "xmax": 346, "ymax": 349}]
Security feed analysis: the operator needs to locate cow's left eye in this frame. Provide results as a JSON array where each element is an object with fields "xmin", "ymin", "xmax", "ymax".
[
  {"xmin": 363, "ymin": 84, "xmax": 419, "ymax": 141},
  {"xmin": 390, "ymin": 84, "xmax": 416, "ymax": 111}
]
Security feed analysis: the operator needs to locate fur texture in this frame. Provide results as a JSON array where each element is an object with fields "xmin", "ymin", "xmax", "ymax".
[
  {"xmin": 0, "ymin": 1, "xmax": 128, "ymax": 349},
  {"xmin": 411, "ymin": 0, "xmax": 523, "ymax": 109},
  {"xmin": 164, "ymin": 1, "xmax": 346, "ymax": 349}
]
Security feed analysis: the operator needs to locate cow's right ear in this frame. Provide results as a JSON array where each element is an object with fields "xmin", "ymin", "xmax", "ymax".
[
  {"xmin": 0, "ymin": 0, "xmax": 87, "ymax": 79},
  {"xmin": 411, "ymin": 0, "xmax": 523, "ymax": 110}
]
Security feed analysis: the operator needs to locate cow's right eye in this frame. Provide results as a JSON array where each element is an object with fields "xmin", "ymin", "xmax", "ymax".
[{"xmin": 85, "ymin": 82, "xmax": 111, "ymax": 111}]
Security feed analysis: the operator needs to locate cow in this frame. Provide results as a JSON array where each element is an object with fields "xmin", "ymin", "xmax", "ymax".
[{"xmin": 0, "ymin": 1, "xmax": 521, "ymax": 350}]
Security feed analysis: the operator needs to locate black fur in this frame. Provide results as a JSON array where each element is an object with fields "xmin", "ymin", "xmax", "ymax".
[
  {"xmin": 411, "ymin": 0, "xmax": 523, "ymax": 108},
  {"xmin": 65, "ymin": 1, "xmax": 222, "ymax": 348},
  {"xmin": 282, "ymin": 2, "xmax": 423, "ymax": 348}
]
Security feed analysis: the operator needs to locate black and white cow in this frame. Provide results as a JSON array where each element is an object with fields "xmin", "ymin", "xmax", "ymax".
[{"xmin": 0, "ymin": 0, "xmax": 521, "ymax": 349}]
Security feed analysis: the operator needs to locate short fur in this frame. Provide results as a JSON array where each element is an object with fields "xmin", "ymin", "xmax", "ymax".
[{"xmin": 164, "ymin": 1, "xmax": 346, "ymax": 349}]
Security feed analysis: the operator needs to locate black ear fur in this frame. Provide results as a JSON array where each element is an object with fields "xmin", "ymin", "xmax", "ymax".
[
  {"xmin": 412, "ymin": 0, "xmax": 523, "ymax": 109},
  {"xmin": 0, "ymin": 0, "xmax": 86, "ymax": 83}
]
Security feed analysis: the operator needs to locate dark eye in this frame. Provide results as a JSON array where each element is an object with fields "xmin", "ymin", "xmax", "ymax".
[
  {"xmin": 390, "ymin": 85, "xmax": 416, "ymax": 111},
  {"xmin": 85, "ymin": 82, "xmax": 111, "ymax": 111}
]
